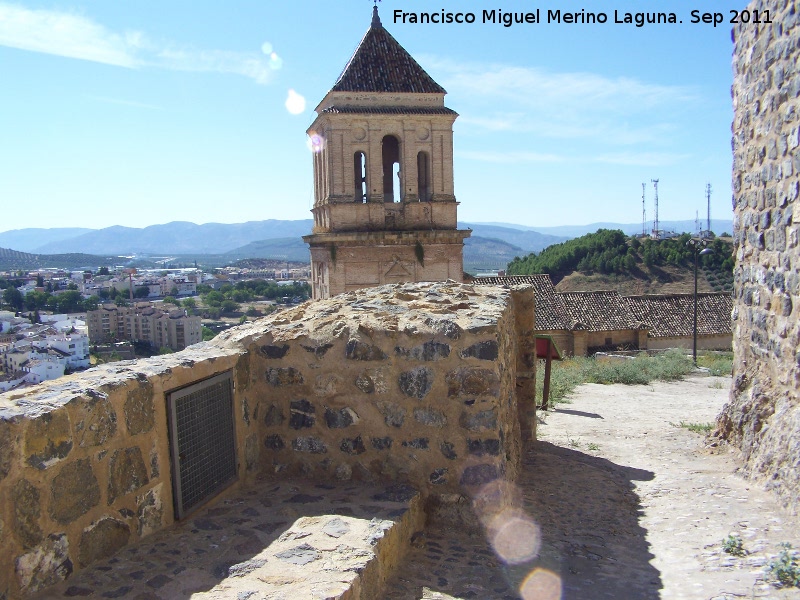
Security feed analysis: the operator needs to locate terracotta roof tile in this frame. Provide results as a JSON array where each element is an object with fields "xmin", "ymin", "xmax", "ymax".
[
  {"xmin": 624, "ymin": 293, "xmax": 733, "ymax": 337},
  {"xmin": 331, "ymin": 11, "xmax": 446, "ymax": 95},
  {"xmin": 471, "ymin": 275, "xmax": 572, "ymax": 330},
  {"xmin": 558, "ymin": 291, "xmax": 642, "ymax": 331}
]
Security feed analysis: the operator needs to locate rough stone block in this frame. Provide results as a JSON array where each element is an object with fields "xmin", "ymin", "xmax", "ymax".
[
  {"xmin": 137, "ymin": 486, "xmax": 164, "ymax": 537},
  {"xmin": 377, "ymin": 402, "xmax": 406, "ymax": 428},
  {"xmin": 75, "ymin": 394, "xmax": 118, "ymax": 447},
  {"xmin": 265, "ymin": 434, "xmax": 285, "ymax": 450},
  {"xmin": 15, "ymin": 533, "xmax": 72, "ymax": 594},
  {"xmin": 460, "ymin": 340, "xmax": 499, "ymax": 361},
  {"xmin": 260, "ymin": 344, "xmax": 290, "ymax": 359},
  {"xmin": 263, "ymin": 404, "xmax": 285, "ymax": 427},
  {"xmin": 25, "ymin": 411, "xmax": 73, "ymax": 470},
  {"xmin": 446, "ymin": 367, "xmax": 500, "ymax": 398},
  {"xmin": 78, "ymin": 517, "xmax": 130, "ymax": 567},
  {"xmin": 124, "ymin": 383, "xmax": 154, "ymax": 436},
  {"xmin": 12, "ymin": 479, "xmax": 43, "ymax": 549},
  {"xmin": 413, "ymin": 407, "xmax": 447, "ymax": 428},
  {"xmin": 324, "ymin": 407, "xmax": 358, "ymax": 429},
  {"xmin": 339, "ymin": 436, "xmax": 366, "ymax": 455},
  {"xmin": 266, "ymin": 367, "xmax": 304, "ymax": 386},
  {"xmin": 395, "ymin": 341, "xmax": 451, "ymax": 361},
  {"xmin": 398, "ymin": 367, "xmax": 434, "ymax": 399},
  {"xmin": 49, "ymin": 459, "xmax": 100, "ymax": 525},
  {"xmin": 289, "ymin": 400, "xmax": 315, "ymax": 430},
  {"xmin": 345, "ymin": 340, "xmax": 387, "ymax": 361},
  {"xmin": 292, "ymin": 437, "xmax": 327, "ymax": 454},
  {"xmin": 107, "ymin": 447, "xmax": 149, "ymax": 505}
]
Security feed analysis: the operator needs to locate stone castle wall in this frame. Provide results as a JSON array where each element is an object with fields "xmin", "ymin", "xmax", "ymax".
[
  {"xmin": 0, "ymin": 281, "xmax": 535, "ymax": 596},
  {"xmin": 719, "ymin": 0, "xmax": 800, "ymax": 512}
]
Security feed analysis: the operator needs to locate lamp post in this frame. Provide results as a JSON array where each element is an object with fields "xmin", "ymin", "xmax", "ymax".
[{"xmin": 688, "ymin": 238, "xmax": 713, "ymax": 365}]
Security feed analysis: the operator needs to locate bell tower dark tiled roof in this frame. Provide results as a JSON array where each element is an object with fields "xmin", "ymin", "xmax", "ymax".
[{"xmin": 331, "ymin": 6, "xmax": 446, "ymax": 94}]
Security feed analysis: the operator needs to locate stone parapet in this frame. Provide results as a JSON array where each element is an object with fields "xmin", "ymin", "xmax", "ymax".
[
  {"xmin": 0, "ymin": 281, "xmax": 535, "ymax": 596},
  {"xmin": 721, "ymin": 0, "xmax": 800, "ymax": 513}
]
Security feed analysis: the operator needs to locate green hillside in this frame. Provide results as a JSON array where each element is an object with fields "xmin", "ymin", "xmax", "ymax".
[
  {"xmin": 0, "ymin": 247, "xmax": 119, "ymax": 271},
  {"xmin": 507, "ymin": 229, "xmax": 735, "ymax": 292}
]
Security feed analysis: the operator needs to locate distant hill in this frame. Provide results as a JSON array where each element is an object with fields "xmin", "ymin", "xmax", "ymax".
[
  {"xmin": 0, "ymin": 228, "xmax": 94, "ymax": 252},
  {"xmin": 475, "ymin": 219, "xmax": 734, "ymax": 238},
  {"xmin": 460, "ymin": 223, "xmax": 567, "ymax": 252},
  {"xmin": 463, "ymin": 236, "xmax": 525, "ymax": 272},
  {"xmin": 225, "ymin": 237, "xmax": 311, "ymax": 262},
  {"xmin": 0, "ymin": 247, "xmax": 119, "ymax": 271},
  {"xmin": 32, "ymin": 220, "xmax": 315, "ymax": 255}
]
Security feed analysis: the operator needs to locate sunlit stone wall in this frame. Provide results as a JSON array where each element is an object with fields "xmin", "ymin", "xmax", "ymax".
[{"xmin": 719, "ymin": 0, "xmax": 800, "ymax": 513}]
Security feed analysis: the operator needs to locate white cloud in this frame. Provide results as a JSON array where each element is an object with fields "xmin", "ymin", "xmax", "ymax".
[
  {"xmin": 0, "ymin": 2, "xmax": 276, "ymax": 84},
  {"xmin": 426, "ymin": 56, "xmax": 693, "ymax": 146}
]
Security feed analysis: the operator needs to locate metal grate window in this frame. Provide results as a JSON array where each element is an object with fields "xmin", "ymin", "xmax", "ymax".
[{"xmin": 167, "ymin": 371, "xmax": 237, "ymax": 519}]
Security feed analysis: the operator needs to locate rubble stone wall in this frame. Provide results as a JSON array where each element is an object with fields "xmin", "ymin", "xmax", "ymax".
[
  {"xmin": 720, "ymin": 0, "xmax": 800, "ymax": 513},
  {"xmin": 0, "ymin": 281, "xmax": 534, "ymax": 596}
]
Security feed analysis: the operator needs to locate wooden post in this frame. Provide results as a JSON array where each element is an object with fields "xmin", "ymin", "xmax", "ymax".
[{"xmin": 542, "ymin": 339, "xmax": 552, "ymax": 410}]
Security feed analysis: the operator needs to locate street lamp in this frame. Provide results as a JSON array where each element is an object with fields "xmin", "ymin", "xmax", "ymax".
[{"xmin": 688, "ymin": 238, "xmax": 713, "ymax": 365}]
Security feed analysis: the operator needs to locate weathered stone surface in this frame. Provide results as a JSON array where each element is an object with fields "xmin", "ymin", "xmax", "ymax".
[
  {"xmin": 266, "ymin": 367, "xmax": 304, "ymax": 386},
  {"xmin": 260, "ymin": 344, "xmax": 290, "ymax": 359},
  {"xmin": 302, "ymin": 343, "xmax": 333, "ymax": 358},
  {"xmin": 402, "ymin": 438, "xmax": 429, "ymax": 450},
  {"xmin": 78, "ymin": 517, "xmax": 130, "ymax": 567},
  {"xmin": 429, "ymin": 468, "xmax": 449, "ymax": 485},
  {"xmin": 292, "ymin": 437, "xmax": 327, "ymax": 454},
  {"xmin": 322, "ymin": 517, "xmax": 350, "ymax": 538},
  {"xmin": 460, "ymin": 340, "xmax": 499, "ymax": 361},
  {"xmin": 395, "ymin": 341, "xmax": 451, "ymax": 361},
  {"xmin": 245, "ymin": 433, "xmax": 259, "ymax": 471},
  {"xmin": 265, "ymin": 434, "xmax": 285, "ymax": 450},
  {"xmin": 340, "ymin": 436, "xmax": 366, "ymax": 455},
  {"xmin": 467, "ymin": 439, "xmax": 501, "ymax": 456},
  {"xmin": 13, "ymin": 479, "xmax": 43, "ymax": 549},
  {"xmin": 149, "ymin": 443, "xmax": 159, "ymax": 479},
  {"xmin": 25, "ymin": 411, "xmax": 72, "ymax": 470},
  {"xmin": 124, "ymin": 382, "xmax": 154, "ymax": 436},
  {"xmin": 398, "ymin": 367, "xmax": 434, "ymax": 399},
  {"xmin": 440, "ymin": 441, "xmax": 457, "ymax": 460},
  {"xmin": 108, "ymin": 447, "xmax": 149, "ymax": 504},
  {"xmin": 263, "ymin": 404, "xmax": 285, "ymax": 427},
  {"xmin": 275, "ymin": 543, "xmax": 319, "ymax": 565},
  {"xmin": 446, "ymin": 367, "xmax": 500, "ymax": 397},
  {"xmin": 75, "ymin": 394, "xmax": 117, "ymax": 447},
  {"xmin": 354, "ymin": 373, "xmax": 375, "ymax": 393},
  {"xmin": 413, "ymin": 407, "xmax": 447, "ymax": 428},
  {"xmin": 137, "ymin": 485, "xmax": 164, "ymax": 537},
  {"xmin": 289, "ymin": 399, "xmax": 315, "ymax": 429},
  {"xmin": 0, "ymin": 420, "xmax": 17, "ymax": 482},
  {"xmin": 377, "ymin": 401, "xmax": 406, "ymax": 428},
  {"xmin": 460, "ymin": 463, "xmax": 499, "ymax": 486},
  {"xmin": 313, "ymin": 374, "xmax": 343, "ymax": 396},
  {"xmin": 325, "ymin": 407, "xmax": 358, "ymax": 429},
  {"xmin": 371, "ymin": 437, "xmax": 393, "ymax": 450},
  {"xmin": 459, "ymin": 409, "xmax": 498, "ymax": 432},
  {"xmin": 345, "ymin": 340, "xmax": 388, "ymax": 361},
  {"xmin": 354, "ymin": 368, "xmax": 388, "ymax": 394},
  {"xmin": 15, "ymin": 533, "xmax": 72, "ymax": 594},
  {"xmin": 49, "ymin": 459, "xmax": 100, "ymax": 524}
]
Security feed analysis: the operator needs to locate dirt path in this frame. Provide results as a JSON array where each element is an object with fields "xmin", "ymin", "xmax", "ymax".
[{"xmin": 386, "ymin": 375, "xmax": 800, "ymax": 600}]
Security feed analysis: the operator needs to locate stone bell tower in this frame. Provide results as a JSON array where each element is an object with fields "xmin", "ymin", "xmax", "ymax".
[{"xmin": 303, "ymin": 6, "xmax": 470, "ymax": 300}]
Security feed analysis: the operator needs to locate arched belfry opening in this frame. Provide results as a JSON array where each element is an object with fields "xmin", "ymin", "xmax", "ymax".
[
  {"xmin": 417, "ymin": 151, "xmax": 431, "ymax": 202},
  {"xmin": 303, "ymin": 5, "xmax": 470, "ymax": 299},
  {"xmin": 354, "ymin": 151, "xmax": 367, "ymax": 202},
  {"xmin": 382, "ymin": 135, "xmax": 401, "ymax": 203}
]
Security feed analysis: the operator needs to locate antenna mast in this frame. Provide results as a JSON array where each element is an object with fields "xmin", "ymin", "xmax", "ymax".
[
  {"xmin": 651, "ymin": 179, "xmax": 659, "ymax": 239},
  {"xmin": 641, "ymin": 183, "xmax": 646, "ymax": 237},
  {"xmin": 705, "ymin": 183, "xmax": 712, "ymax": 236}
]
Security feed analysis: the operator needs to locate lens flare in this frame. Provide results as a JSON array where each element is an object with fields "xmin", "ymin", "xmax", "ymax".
[
  {"xmin": 285, "ymin": 89, "xmax": 306, "ymax": 115},
  {"xmin": 487, "ymin": 508, "xmax": 541, "ymax": 564},
  {"xmin": 269, "ymin": 52, "xmax": 283, "ymax": 70},
  {"xmin": 261, "ymin": 41, "xmax": 273, "ymax": 54},
  {"xmin": 306, "ymin": 133, "xmax": 324, "ymax": 153},
  {"xmin": 471, "ymin": 479, "xmax": 524, "ymax": 523},
  {"xmin": 520, "ymin": 569, "xmax": 562, "ymax": 600}
]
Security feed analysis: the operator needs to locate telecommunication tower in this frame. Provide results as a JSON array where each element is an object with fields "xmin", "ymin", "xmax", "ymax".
[
  {"xmin": 641, "ymin": 183, "xmax": 646, "ymax": 237},
  {"xmin": 705, "ymin": 183, "xmax": 712, "ymax": 235},
  {"xmin": 651, "ymin": 179, "xmax": 660, "ymax": 239}
]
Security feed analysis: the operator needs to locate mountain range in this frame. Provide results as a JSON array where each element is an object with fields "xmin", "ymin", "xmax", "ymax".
[{"xmin": 0, "ymin": 219, "xmax": 733, "ymax": 270}]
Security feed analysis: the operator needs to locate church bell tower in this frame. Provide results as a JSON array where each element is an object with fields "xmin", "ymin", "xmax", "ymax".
[{"xmin": 303, "ymin": 6, "xmax": 470, "ymax": 300}]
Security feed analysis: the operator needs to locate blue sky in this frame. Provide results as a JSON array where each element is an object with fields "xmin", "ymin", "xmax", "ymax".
[{"xmin": 1, "ymin": 0, "xmax": 742, "ymax": 231}]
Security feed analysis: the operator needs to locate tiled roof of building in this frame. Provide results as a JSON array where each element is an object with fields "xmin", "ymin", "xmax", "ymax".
[
  {"xmin": 558, "ymin": 290, "xmax": 643, "ymax": 331},
  {"xmin": 624, "ymin": 293, "xmax": 733, "ymax": 337},
  {"xmin": 330, "ymin": 8, "xmax": 446, "ymax": 95},
  {"xmin": 471, "ymin": 275, "xmax": 572, "ymax": 330},
  {"xmin": 321, "ymin": 106, "xmax": 457, "ymax": 115}
]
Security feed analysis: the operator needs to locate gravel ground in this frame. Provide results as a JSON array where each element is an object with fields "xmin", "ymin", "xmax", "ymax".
[{"xmin": 385, "ymin": 375, "xmax": 800, "ymax": 600}]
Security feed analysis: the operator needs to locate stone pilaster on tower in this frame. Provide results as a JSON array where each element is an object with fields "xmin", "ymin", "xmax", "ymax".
[{"xmin": 303, "ymin": 7, "xmax": 470, "ymax": 300}]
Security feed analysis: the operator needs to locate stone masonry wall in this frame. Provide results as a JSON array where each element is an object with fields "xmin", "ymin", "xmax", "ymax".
[
  {"xmin": 719, "ymin": 0, "xmax": 800, "ymax": 513},
  {"xmin": 0, "ymin": 281, "xmax": 534, "ymax": 596}
]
